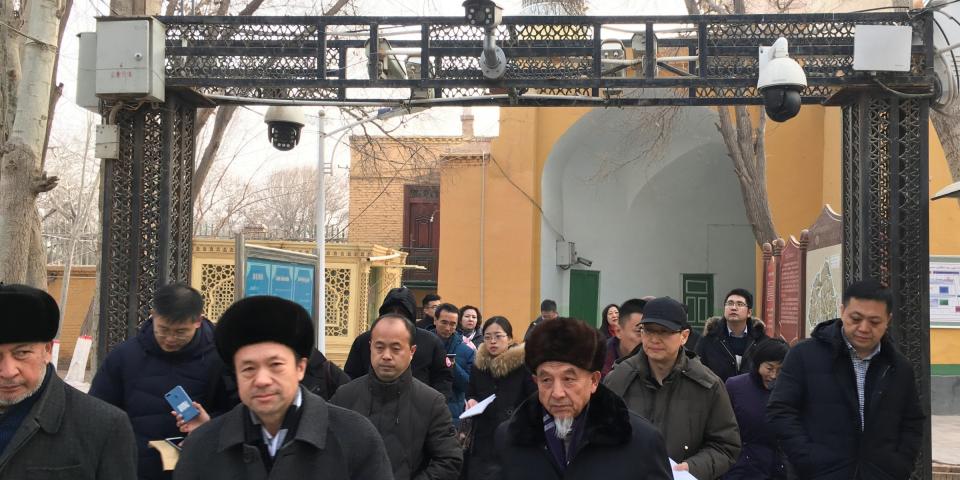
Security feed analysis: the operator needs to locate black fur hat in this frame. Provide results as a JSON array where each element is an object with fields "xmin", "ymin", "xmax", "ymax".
[
  {"xmin": 0, "ymin": 283, "xmax": 60, "ymax": 344},
  {"xmin": 525, "ymin": 317, "xmax": 605, "ymax": 373},
  {"xmin": 216, "ymin": 296, "xmax": 314, "ymax": 365}
]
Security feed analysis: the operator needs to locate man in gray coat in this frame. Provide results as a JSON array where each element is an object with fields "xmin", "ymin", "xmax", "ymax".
[
  {"xmin": 331, "ymin": 313, "xmax": 462, "ymax": 480},
  {"xmin": 605, "ymin": 297, "xmax": 740, "ymax": 480},
  {"xmin": 0, "ymin": 284, "xmax": 137, "ymax": 480},
  {"xmin": 173, "ymin": 295, "xmax": 392, "ymax": 480}
]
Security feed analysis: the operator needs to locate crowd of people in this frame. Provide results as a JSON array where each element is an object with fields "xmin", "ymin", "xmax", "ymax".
[{"xmin": 0, "ymin": 278, "xmax": 924, "ymax": 480}]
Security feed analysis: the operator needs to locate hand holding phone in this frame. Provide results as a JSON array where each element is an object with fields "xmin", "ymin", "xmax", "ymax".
[{"xmin": 165, "ymin": 386, "xmax": 200, "ymax": 423}]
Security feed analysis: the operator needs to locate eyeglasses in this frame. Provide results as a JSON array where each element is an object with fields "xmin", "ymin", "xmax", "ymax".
[
  {"xmin": 483, "ymin": 333, "xmax": 508, "ymax": 342},
  {"xmin": 640, "ymin": 327, "xmax": 681, "ymax": 338},
  {"xmin": 724, "ymin": 301, "xmax": 748, "ymax": 308},
  {"xmin": 154, "ymin": 327, "xmax": 194, "ymax": 340}
]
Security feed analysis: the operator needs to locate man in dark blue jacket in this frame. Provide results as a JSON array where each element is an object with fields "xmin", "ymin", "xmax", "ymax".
[
  {"xmin": 90, "ymin": 283, "xmax": 233, "ymax": 480},
  {"xmin": 767, "ymin": 279, "xmax": 924, "ymax": 480}
]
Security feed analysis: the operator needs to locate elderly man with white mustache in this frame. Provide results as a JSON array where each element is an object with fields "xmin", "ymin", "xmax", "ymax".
[{"xmin": 493, "ymin": 316, "xmax": 672, "ymax": 480}]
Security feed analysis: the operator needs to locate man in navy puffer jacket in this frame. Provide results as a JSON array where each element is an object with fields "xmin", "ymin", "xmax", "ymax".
[{"xmin": 90, "ymin": 283, "xmax": 235, "ymax": 480}]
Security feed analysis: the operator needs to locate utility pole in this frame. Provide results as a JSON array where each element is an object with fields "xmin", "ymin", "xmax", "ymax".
[{"xmin": 316, "ymin": 110, "xmax": 327, "ymax": 353}]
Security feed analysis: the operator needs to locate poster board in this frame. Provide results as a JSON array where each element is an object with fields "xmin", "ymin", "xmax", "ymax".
[
  {"xmin": 777, "ymin": 232, "xmax": 807, "ymax": 343},
  {"xmin": 235, "ymin": 235, "xmax": 320, "ymax": 328},
  {"xmin": 804, "ymin": 205, "xmax": 843, "ymax": 335},
  {"xmin": 931, "ymin": 256, "xmax": 960, "ymax": 328}
]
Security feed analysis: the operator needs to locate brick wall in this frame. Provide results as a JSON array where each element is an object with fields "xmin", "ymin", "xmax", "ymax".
[{"xmin": 348, "ymin": 179, "xmax": 405, "ymax": 247}]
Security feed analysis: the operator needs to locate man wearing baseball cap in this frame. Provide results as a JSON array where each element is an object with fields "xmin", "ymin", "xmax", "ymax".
[
  {"xmin": 0, "ymin": 283, "xmax": 137, "ymax": 479},
  {"xmin": 494, "ymin": 317, "xmax": 672, "ymax": 480},
  {"xmin": 173, "ymin": 295, "xmax": 392, "ymax": 480},
  {"xmin": 604, "ymin": 297, "xmax": 740, "ymax": 480}
]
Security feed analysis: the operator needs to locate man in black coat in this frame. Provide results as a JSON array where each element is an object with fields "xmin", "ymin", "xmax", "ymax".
[
  {"xmin": 344, "ymin": 287, "xmax": 453, "ymax": 399},
  {"xmin": 494, "ymin": 317, "xmax": 672, "ymax": 480},
  {"xmin": 89, "ymin": 283, "xmax": 234, "ymax": 480},
  {"xmin": 695, "ymin": 288, "xmax": 768, "ymax": 382},
  {"xmin": 0, "ymin": 284, "xmax": 137, "ymax": 480},
  {"xmin": 767, "ymin": 279, "xmax": 924, "ymax": 480},
  {"xmin": 331, "ymin": 314, "xmax": 462, "ymax": 480}
]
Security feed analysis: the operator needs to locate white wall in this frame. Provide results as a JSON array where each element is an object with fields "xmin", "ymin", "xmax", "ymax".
[{"xmin": 540, "ymin": 106, "xmax": 756, "ymax": 320}]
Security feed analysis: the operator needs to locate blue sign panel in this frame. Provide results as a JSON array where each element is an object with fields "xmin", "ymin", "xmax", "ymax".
[{"xmin": 244, "ymin": 257, "xmax": 316, "ymax": 317}]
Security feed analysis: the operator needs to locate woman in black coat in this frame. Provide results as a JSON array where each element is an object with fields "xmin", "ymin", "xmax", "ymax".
[
  {"xmin": 597, "ymin": 303, "xmax": 619, "ymax": 342},
  {"xmin": 463, "ymin": 316, "xmax": 536, "ymax": 480},
  {"xmin": 722, "ymin": 338, "xmax": 790, "ymax": 480}
]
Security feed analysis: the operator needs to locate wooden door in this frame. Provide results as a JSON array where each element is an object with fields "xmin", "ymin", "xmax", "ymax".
[{"xmin": 402, "ymin": 185, "xmax": 440, "ymax": 286}]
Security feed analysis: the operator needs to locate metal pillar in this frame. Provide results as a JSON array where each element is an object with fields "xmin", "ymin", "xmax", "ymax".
[
  {"xmin": 841, "ymin": 93, "xmax": 931, "ymax": 479},
  {"xmin": 98, "ymin": 92, "xmax": 197, "ymax": 358}
]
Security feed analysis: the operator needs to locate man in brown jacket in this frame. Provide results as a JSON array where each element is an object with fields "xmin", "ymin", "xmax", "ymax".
[{"xmin": 604, "ymin": 297, "xmax": 740, "ymax": 480}]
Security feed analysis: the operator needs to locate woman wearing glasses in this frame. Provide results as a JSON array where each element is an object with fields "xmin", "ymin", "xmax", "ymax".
[{"xmin": 462, "ymin": 316, "xmax": 536, "ymax": 480}]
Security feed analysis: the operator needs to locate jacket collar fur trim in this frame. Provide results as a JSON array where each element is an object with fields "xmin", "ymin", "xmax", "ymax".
[
  {"xmin": 703, "ymin": 316, "xmax": 766, "ymax": 339},
  {"xmin": 474, "ymin": 343, "xmax": 526, "ymax": 378},
  {"xmin": 507, "ymin": 383, "xmax": 631, "ymax": 448}
]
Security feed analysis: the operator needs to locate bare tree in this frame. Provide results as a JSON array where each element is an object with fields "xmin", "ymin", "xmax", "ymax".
[{"xmin": 0, "ymin": 0, "xmax": 65, "ymax": 287}]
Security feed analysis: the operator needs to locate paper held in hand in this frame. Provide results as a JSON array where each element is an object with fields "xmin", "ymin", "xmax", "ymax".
[
  {"xmin": 669, "ymin": 458, "xmax": 698, "ymax": 480},
  {"xmin": 460, "ymin": 394, "xmax": 496, "ymax": 419}
]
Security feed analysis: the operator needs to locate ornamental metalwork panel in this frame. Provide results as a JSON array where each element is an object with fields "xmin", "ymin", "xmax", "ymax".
[
  {"xmin": 326, "ymin": 267, "xmax": 352, "ymax": 337},
  {"xmin": 157, "ymin": 13, "xmax": 929, "ymax": 107},
  {"xmin": 199, "ymin": 263, "xmax": 236, "ymax": 322},
  {"xmin": 840, "ymin": 94, "xmax": 931, "ymax": 480},
  {"xmin": 98, "ymin": 96, "xmax": 198, "ymax": 358}
]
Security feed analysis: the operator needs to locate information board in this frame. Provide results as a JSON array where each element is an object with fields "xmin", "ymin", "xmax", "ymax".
[
  {"xmin": 244, "ymin": 258, "xmax": 316, "ymax": 316},
  {"xmin": 931, "ymin": 256, "xmax": 960, "ymax": 328}
]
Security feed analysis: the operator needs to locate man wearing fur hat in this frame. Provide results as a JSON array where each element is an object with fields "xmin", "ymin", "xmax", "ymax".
[
  {"xmin": 604, "ymin": 297, "xmax": 741, "ymax": 480},
  {"xmin": 331, "ymin": 313, "xmax": 462, "ymax": 480},
  {"xmin": 173, "ymin": 296, "xmax": 392, "ymax": 480},
  {"xmin": 0, "ymin": 284, "xmax": 137, "ymax": 479},
  {"xmin": 494, "ymin": 317, "xmax": 672, "ymax": 480}
]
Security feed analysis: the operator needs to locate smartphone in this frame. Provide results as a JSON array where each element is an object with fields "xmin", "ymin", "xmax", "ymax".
[{"xmin": 164, "ymin": 386, "xmax": 200, "ymax": 423}]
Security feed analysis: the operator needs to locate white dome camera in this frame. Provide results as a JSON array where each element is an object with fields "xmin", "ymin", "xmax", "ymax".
[
  {"xmin": 264, "ymin": 106, "xmax": 306, "ymax": 151},
  {"xmin": 757, "ymin": 37, "xmax": 807, "ymax": 122}
]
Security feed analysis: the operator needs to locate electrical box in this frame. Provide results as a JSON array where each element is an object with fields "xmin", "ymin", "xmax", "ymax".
[
  {"xmin": 95, "ymin": 18, "xmax": 165, "ymax": 102},
  {"xmin": 95, "ymin": 125, "xmax": 119, "ymax": 159},
  {"xmin": 76, "ymin": 32, "xmax": 99, "ymax": 113},
  {"xmin": 854, "ymin": 25, "xmax": 913, "ymax": 72},
  {"xmin": 556, "ymin": 240, "xmax": 575, "ymax": 267}
]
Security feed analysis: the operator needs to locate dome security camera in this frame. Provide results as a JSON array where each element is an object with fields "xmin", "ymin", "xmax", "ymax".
[
  {"xmin": 757, "ymin": 38, "xmax": 807, "ymax": 122},
  {"xmin": 264, "ymin": 106, "xmax": 306, "ymax": 151}
]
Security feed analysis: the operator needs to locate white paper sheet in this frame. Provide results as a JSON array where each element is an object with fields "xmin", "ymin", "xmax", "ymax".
[
  {"xmin": 459, "ymin": 394, "xmax": 496, "ymax": 419},
  {"xmin": 669, "ymin": 458, "xmax": 699, "ymax": 480}
]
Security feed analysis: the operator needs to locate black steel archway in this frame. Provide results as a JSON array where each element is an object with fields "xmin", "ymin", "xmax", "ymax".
[{"xmin": 100, "ymin": 11, "xmax": 935, "ymax": 477}]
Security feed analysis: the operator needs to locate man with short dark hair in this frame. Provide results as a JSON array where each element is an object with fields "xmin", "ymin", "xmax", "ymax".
[
  {"xmin": 173, "ymin": 296, "xmax": 392, "ymax": 480},
  {"xmin": 523, "ymin": 299, "xmax": 559, "ymax": 342},
  {"xmin": 331, "ymin": 314, "xmax": 462, "ymax": 480},
  {"xmin": 90, "ymin": 283, "xmax": 232, "ymax": 480},
  {"xmin": 0, "ymin": 284, "xmax": 137, "ymax": 480},
  {"xmin": 434, "ymin": 303, "xmax": 475, "ymax": 423},
  {"xmin": 768, "ymin": 279, "xmax": 924, "ymax": 480},
  {"xmin": 695, "ymin": 288, "xmax": 769, "ymax": 382},
  {"xmin": 494, "ymin": 317, "xmax": 672, "ymax": 480},
  {"xmin": 343, "ymin": 287, "xmax": 453, "ymax": 400},
  {"xmin": 601, "ymin": 298, "xmax": 645, "ymax": 377},
  {"xmin": 605, "ymin": 297, "xmax": 740, "ymax": 480},
  {"xmin": 417, "ymin": 293, "xmax": 442, "ymax": 330}
]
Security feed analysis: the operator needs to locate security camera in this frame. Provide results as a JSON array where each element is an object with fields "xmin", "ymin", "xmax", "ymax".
[
  {"xmin": 463, "ymin": 0, "xmax": 503, "ymax": 28},
  {"xmin": 575, "ymin": 257, "xmax": 593, "ymax": 268},
  {"xmin": 264, "ymin": 106, "xmax": 305, "ymax": 151},
  {"xmin": 757, "ymin": 37, "xmax": 807, "ymax": 122}
]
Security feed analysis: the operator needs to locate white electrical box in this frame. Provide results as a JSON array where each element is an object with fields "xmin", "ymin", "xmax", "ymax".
[
  {"xmin": 95, "ymin": 18, "xmax": 165, "ymax": 102},
  {"xmin": 95, "ymin": 125, "xmax": 119, "ymax": 159},
  {"xmin": 556, "ymin": 240, "xmax": 575, "ymax": 267},
  {"xmin": 854, "ymin": 25, "xmax": 913, "ymax": 72},
  {"xmin": 76, "ymin": 32, "xmax": 100, "ymax": 113}
]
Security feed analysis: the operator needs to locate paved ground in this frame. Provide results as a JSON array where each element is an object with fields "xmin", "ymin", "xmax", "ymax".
[{"xmin": 934, "ymin": 416, "xmax": 960, "ymax": 465}]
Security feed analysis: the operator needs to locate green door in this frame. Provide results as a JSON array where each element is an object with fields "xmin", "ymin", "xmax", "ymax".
[
  {"xmin": 569, "ymin": 270, "xmax": 601, "ymax": 327},
  {"xmin": 682, "ymin": 274, "xmax": 714, "ymax": 331}
]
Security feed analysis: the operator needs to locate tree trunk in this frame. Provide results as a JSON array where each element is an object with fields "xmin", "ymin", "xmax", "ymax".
[
  {"xmin": 0, "ymin": 0, "xmax": 23, "ymax": 150},
  {"xmin": 40, "ymin": 0, "xmax": 74, "ymax": 169},
  {"xmin": 0, "ymin": 0, "xmax": 64, "ymax": 287},
  {"xmin": 931, "ymin": 105, "xmax": 960, "ymax": 203}
]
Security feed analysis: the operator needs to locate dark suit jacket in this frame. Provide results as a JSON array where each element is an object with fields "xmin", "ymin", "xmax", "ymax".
[
  {"xmin": 0, "ymin": 369, "xmax": 137, "ymax": 480},
  {"xmin": 173, "ymin": 387, "xmax": 393, "ymax": 480}
]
